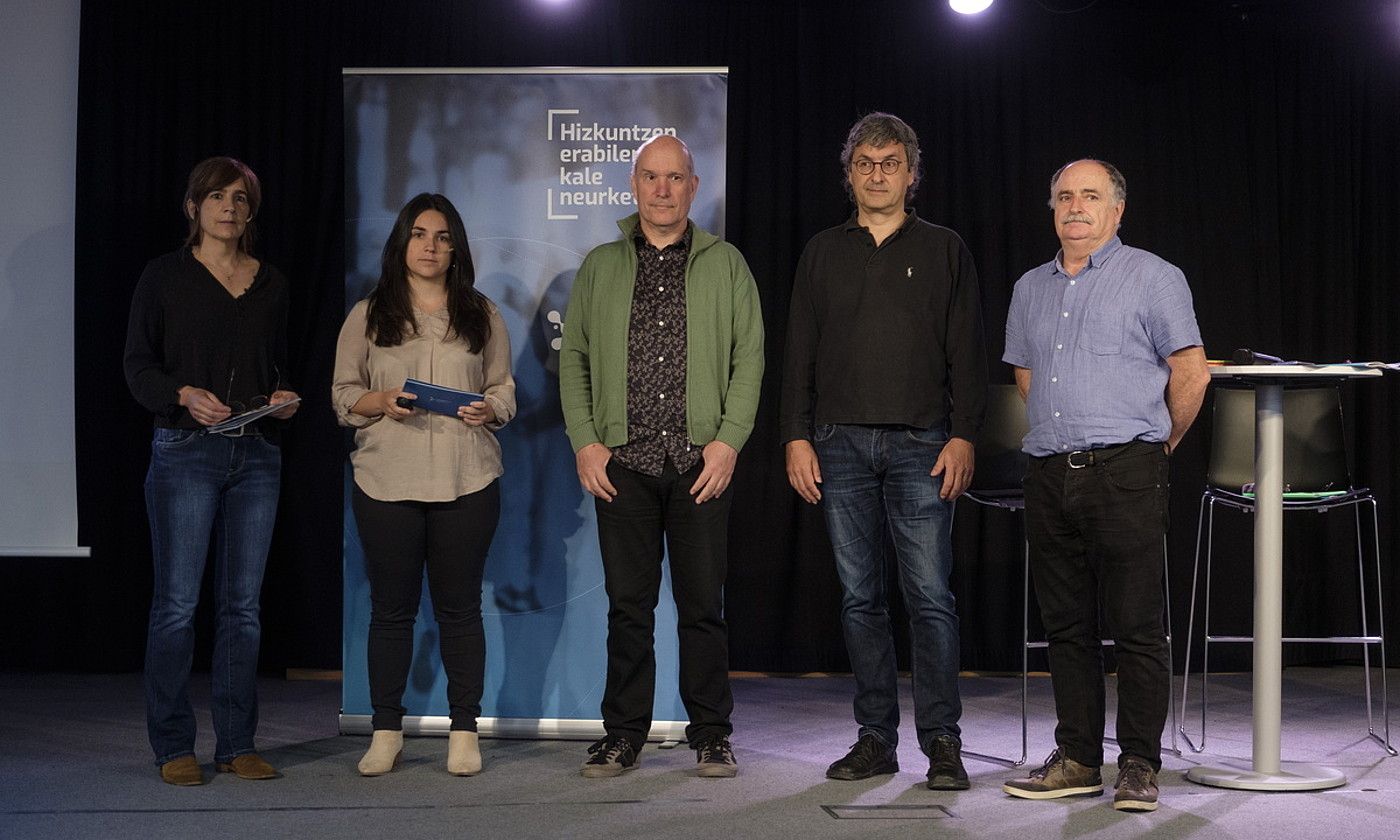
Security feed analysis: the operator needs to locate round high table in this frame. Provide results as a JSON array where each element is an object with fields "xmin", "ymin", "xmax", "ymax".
[{"xmin": 1187, "ymin": 364, "xmax": 1382, "ymax": 791}]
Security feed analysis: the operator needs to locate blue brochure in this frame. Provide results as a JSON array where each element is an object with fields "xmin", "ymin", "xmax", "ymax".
[{"xmin": 401, "ymin": 378, "xmax": 485, "ymax": 416}]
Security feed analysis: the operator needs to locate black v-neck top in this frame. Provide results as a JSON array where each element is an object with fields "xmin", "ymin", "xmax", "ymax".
[{"xmin": 124, "ymin": 247, "xmax": 290, "ymax": 430}]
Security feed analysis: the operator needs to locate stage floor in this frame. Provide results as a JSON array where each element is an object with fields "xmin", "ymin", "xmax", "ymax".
[{"xmin": 2, "ymin": 667, "xmax": 1396, "ymax": 839}]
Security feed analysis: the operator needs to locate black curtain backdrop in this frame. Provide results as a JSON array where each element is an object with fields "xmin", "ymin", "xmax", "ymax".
[{"xmin": 7, "ymin": 0, "xmax": 1397, "ymax": 677}]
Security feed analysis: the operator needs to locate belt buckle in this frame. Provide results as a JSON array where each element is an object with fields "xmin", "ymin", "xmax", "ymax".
[{"xmin": 1067, "ymin": 450, "xmax": 1094, "ymax": 469}]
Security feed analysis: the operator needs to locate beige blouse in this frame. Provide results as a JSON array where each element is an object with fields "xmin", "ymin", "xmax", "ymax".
[{"xmin": 332, "ymin": 299, "xmax": 516, "ymax": 502}]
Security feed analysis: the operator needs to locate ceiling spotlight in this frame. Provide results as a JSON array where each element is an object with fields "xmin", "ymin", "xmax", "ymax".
[{"xmin": 950, "ymin": 0, "xmax": 994, "ymax": 14}]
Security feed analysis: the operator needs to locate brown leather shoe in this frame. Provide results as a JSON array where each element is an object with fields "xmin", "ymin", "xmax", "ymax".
[
  {"xmin": 216, "ymin": 753, "xmax": 279, "ymax": 780},
  {"xmin": 159, "ymin": 755, "xmax": 204, "ymax": 786}
]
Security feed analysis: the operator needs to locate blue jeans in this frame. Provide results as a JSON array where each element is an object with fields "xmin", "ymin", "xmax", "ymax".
[
  {"xmin": 814, "ymin": 423, "xmax": 962, "ymax": 753},
  {"xmin": 143, "ymin": 428, "xmax": 281, "ymax": 764}
]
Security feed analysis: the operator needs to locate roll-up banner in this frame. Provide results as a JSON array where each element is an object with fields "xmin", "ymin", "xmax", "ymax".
[{"xmin": 341, "ymin": 68, "xmax": 729, "ymax": 740}]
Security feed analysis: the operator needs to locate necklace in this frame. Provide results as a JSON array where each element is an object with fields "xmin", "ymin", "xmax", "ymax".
[{"xmin": 196, "ymin": 248, "xmax": 242, "ymax": 285}]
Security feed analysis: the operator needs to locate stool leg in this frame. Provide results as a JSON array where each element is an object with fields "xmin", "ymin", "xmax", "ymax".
[
  {"xmin": 1179, "ymin": 492, "xmax": 1209, "ymax": 753},
  {"xmin": 1020, "ymin": 536, "xmax": 1030, "ymax": 767},
  {"xmin": 1163, "ymin": 534, "xmax": 1179, "ymax": 756},
  {"xmin": 1363, "ymin": 498, "xmax": 1395, "ymax": 755},
  {"xmin": 1200, "ymin": 497, "xmax": 1218, "ymax": 752}
]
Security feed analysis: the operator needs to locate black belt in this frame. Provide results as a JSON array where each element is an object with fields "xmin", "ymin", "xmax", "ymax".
[{"xmin": 1036, "ymin": 440, "xmax": 1157, "ymax": 469}]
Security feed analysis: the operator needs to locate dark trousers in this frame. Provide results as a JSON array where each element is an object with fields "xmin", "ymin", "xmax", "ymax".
[
  {"xmin": 1022, "ymin": 442, "xmax": 1170, "ymax": 771},
  {"xmin": 352, "ymin": 481, "xmax": 500, "ymax": 732},
  {"xmin": 595, "ymin": 459, "xmax": 734, "ymax": 750}
]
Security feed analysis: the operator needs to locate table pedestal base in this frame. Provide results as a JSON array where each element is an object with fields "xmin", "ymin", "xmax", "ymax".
[{"xmin": 1187, "ymin": 760, "xmax": 1346, "ymax": 791}]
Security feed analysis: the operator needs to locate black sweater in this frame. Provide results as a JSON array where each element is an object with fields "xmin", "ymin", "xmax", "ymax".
[
  {"xmin": 124, "ymin": 248, "xmax": 290, "ymax": 431},
  {"xmin": 780, "ymin": 212, "xmax": 987, "ymax": 444}
]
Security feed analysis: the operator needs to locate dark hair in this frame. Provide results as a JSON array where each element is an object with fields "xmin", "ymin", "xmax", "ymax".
[
  {"xmin": 840, "ymin": 112, "xmax": 923, "ymax": 203},
  {"xmin": 1047, "ymin": 159, "xmax": 1128, "ymax": 207},
  {"xmin": 365, "ymin": 193, "xmax": 491, "ymax": 352},
  {"xmin": 183, "ymin": 156, "xmax": 262, "ymax": 253}
]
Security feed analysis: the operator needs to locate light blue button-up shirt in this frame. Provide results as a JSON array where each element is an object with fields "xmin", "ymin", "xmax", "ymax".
[{"xmin": 1003, "ymin": 236, "xmax": 1202, "ymax": 457}]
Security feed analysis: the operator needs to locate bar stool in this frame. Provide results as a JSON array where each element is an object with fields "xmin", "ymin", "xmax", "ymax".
[{"xmin": 1177, "ymin": 385, "xmax": 1393, "ymax": 755}]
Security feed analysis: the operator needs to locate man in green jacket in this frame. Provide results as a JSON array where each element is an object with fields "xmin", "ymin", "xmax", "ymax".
[{"xmin": 560, "ymin": 134, "xmax": 763, "ymax": 780}]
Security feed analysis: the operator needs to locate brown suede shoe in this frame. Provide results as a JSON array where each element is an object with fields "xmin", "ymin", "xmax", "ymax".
[
  {"xmin": 1113, "ymin": 756, "xmax": 1159, "ymax": 812},
  {"xmin": 216, "ymin": 753, "xmax": 279, "ymax": 780},
  {"xmin": 1003, "ymin": 748, "xmax": 1103, "ymax": 799},
  {"xmin": 159, "ymin": 755, "xmax": 204, "ymax": 786}
]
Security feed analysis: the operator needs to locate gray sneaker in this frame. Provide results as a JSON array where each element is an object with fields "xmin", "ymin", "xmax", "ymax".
[
  {"xmin": 1003, "ymin": 748, "xmax": 1104, "ymax": 799},
  {"xmin": 580, "ymin": 736, "xmax": 639, "ymax": 778},
  {"xmin": 692, "ymin": 736, "xmax": 738, "ymax": 778},
  {"xmin": 1112, "ymin": 756, "xmax": 1159, "ymax": 812}
]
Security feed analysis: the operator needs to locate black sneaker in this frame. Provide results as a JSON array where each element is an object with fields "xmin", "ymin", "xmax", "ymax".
[
  {"xmin": 926, "ymin": 734, "xmax": 970, "ymax": 790},
  {"xmin": 1112, "ymin": 756, "xmax": 1159, "ymax": 812},
  {"xmin": 826, "ymin": 733, "xmax": 899, "ymax": 781},
  {"xmin": 692, "ymin": 736, "xmax": 738, "ymax": 778},
  {"xmin": 580, "ymin": 735, "xmax": 639, "ymax": 778}
]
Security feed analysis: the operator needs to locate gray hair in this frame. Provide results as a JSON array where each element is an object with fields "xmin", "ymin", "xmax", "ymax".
[
  {"xmin": 1047, "ymin": 159, "xmax": 1127, "ymax": 208},
  {"xmin": 840, "ymin": 112, "xmax": 922, "ymax": 203}
]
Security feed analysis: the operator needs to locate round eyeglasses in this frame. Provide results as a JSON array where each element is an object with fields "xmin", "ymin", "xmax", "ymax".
[{"xmin": 852, "ymin": 158, "xmax": 906, "ymax": 176}]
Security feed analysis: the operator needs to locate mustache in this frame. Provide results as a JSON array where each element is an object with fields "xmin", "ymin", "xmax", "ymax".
[{"xmin": 1063, "ymin": 214, "xmax": 1092, "ymax": 224}]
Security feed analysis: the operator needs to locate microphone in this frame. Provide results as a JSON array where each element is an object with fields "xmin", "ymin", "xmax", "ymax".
[{"xmin": 1231, "ymin": 348, "xmax": 1285, "ymax": 365}]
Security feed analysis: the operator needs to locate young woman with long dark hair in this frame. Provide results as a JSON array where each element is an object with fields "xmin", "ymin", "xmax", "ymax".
[{"xmin": 332, "ymin": 193, "xmax": 515, "ymax": 776}]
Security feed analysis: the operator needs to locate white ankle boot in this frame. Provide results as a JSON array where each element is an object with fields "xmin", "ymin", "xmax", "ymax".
[
  {"xmin": 358, "ymin": 730, "xmax": 403, "ymax": 776},
  {"xmin": 447, "ymin": 731, "xmax": 481, "ymax": 776}
]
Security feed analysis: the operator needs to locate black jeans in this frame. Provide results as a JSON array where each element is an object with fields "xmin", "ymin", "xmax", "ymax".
[
  {"xmin": 352, "ymin": 481, "xmax": 500, "ymax": 732},
  {"xmin": 595, "ymin": 459, "xmax": 734, "ymax": 750},
  {"xmin": 1022, "ymin": 441, "xmax": 1170, "ymax": 771}
]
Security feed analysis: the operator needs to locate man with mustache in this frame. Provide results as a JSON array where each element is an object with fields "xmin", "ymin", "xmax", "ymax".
[
  {"xmin": 781, "ymin": 112, "xmax": 987, "ymax": 790},
  {"xmin": 560, "ymin": 134, "xmax": 764, "ymax": 779},
  {"xmin": 1001, "ymin": 159, "xmax": 1209, "ymax": 812}
]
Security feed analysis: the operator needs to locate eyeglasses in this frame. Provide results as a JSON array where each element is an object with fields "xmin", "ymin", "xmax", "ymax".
[
  {"xmin": 852, "ymin": 158, "xmax": 906, "ymax": 176},
  {"xmin": 410, "ymin": 230, "xmax": 454, "ymax": 252},
  {"xmin": 212, "ymin": 365, "xmax": 280, "ymax": 437}
]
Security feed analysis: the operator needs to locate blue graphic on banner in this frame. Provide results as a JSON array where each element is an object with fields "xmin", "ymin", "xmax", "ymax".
[{"xmin": 341, "ymin": 70, "xmax": 728, "ymax": 737}]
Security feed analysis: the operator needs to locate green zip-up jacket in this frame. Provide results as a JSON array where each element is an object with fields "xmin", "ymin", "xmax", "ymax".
[{"xmin": 559, "ymin": 214, "xmax": 764, "ymax": 455}]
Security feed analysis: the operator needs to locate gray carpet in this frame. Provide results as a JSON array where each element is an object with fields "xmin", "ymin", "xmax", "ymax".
[{"xmin": 2, "ymin": 668, "xmax": 1396, "ymax": 839}]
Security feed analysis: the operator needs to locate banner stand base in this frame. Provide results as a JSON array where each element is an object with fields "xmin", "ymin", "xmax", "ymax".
[{"xmin": 339, "ymin": 714, "xmax": 689, "ymax": 743}]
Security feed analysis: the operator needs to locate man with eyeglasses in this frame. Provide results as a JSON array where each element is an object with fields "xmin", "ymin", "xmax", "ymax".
[
  {"xmin": 781, "ymin": 112, "xmax": 986, "ymax": 790},
  {"xmin": 560, "ymin": 134, "xmax": 764, "ymax": 779}
]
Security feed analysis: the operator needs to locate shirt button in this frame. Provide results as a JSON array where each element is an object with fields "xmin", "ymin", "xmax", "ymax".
[
  {"xmin": 658, "ymin": 393, "xmax": 665, "ymax": 399},
  {"xmin": 1062, "ymin": 311, "xmax": 1069, "ymax": 317},
  {"xmin": 1054, "ymin": 411, "xmax": 1061, "ymax": 417},
  {"xmin": 1051, "ymin": 377, "xmax": 1058, "ymax": 383},
  {"xmin": 661, "ymin": 431, "xmax": 668, "ymax": 436},
  {"xmin": 658, "ymin": 285, "xmax": 665, "ymax": 291},
  {"xmin": 657, "ymin": 355, "xmax": 665, "ymax": 362},
  {"xmin": 658, "ymin": 320, "xmax": 665, "ymax": 326},
  {"xmin": 1070, "ymin": 280, "xmax": 1076, "ymax": 286},
  {"xmin": 1056, "ymin": 343, "xmax": 1063, "ymax": 350}
]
